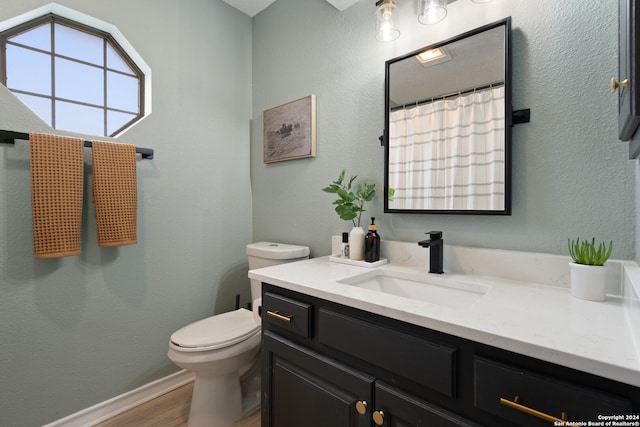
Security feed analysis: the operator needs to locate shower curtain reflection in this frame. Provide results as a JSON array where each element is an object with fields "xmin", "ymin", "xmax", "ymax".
[{"xmin": 388, "ymin": 85, "xmax": 505, "ymax": 211}]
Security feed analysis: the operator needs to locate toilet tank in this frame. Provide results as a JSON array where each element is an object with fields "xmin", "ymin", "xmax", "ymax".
[{"xmin": 247, "ymin": 242, "xmax": 310, "ymax": 299}]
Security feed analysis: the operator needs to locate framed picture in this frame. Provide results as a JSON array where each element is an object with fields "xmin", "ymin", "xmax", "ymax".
[{"xmin": 263, "ymin": 95, "xmax": 316, "ymax": 163}]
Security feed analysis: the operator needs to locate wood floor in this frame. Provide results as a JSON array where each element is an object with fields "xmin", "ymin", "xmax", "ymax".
[{"xmin": 94, "ymin": 382, "xmax": 260, "ymax": 427}]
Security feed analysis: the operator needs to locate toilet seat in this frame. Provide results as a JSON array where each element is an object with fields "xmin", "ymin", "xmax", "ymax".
[{"xmin": 170, "ymin": 308, "xmax": 259, "ymax": 352}]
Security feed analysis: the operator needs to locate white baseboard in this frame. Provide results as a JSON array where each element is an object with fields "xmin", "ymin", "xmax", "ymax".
[{"xmin": 43, "ymin": 370, "xmax": 195, "ymax": 427}]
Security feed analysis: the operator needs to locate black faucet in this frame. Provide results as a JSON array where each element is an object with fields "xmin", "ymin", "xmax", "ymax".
[{"xmin": 418, "ymin": 231, "xmax": 444, "ymax": 274}]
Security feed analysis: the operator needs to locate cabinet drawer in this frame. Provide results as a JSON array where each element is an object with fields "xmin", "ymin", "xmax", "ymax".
[
  {"xmin": 474, "ymin": 356, "xmax": 632, "ymax": 426},
  {"xmin": 262, "ymin": 292, "xmax": 312, "ymax": 338},
  {"xmin": 318, "ymin": 308, "xmax": 456, "ymax": 397}
]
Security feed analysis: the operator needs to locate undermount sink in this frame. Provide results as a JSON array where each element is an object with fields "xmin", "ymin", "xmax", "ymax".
[{"xmin": 337, "ymin": 268, "xmax": 489, "ymax": 309}]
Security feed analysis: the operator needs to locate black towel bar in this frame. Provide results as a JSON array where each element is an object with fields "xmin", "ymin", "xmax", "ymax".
[{"xmin": 0, "ymin": 130, "xmax": 154, "ymax": 159}]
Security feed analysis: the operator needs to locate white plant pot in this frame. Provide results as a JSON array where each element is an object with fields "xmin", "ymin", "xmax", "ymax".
[
  {"xmin": 349, "ymin": 226, "xmax": 365, "ymax": 260},
  {"xmin": 569, "ymin": 262, "xmax": 608, "ymax": 301}
]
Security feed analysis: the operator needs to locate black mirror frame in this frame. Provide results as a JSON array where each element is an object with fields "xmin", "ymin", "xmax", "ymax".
[
  {"xmin": 617, "ymin": 0, "xmax": 640, "ymax": 158},
  {"xmin": 383, "ymin": 17, "xmax": 513, "ymax": 215}
]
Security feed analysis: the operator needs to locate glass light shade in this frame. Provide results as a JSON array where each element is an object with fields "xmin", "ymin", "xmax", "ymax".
[
  {"xmin": 418, "ymin": 0, "xmax": 447, "ymax": 25},
  {"xmin": 375, "ymin": 0, "xmax": 400, "ymax": 42}
]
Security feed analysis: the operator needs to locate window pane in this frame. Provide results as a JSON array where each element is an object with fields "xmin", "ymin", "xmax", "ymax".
[
  {"xmin": 55, "ymin": 23, "xmax": 103, "ymax": 65},
  {"xmin": 6, "ymin": 45, "xmax": 51, "ymax": 95},
  {"xmin": 55, "ymin": 57, "xmax": 103, "ymax": 105},
  {"xmin": 15, "ymin": 93, "xmax": 52, "ymax": 126},
  {"xmin": 107, "ymin": 71, "xmax": 139, "ymax": 112},
  {"xmin": 56, "ymin": 100, "xmax": 104, "ymax": 136},
  {"xmin": 108, "ymin": 111, "xmax": 136, "ymax": 135},
  {"xmin": 9, "ymin": 23, "xmax": 51, "ymax": 51},
  {"xmin": 106, "ymin": 42, "xmax": 134, "ymax": 74},
  {"xmin": 1, "ymin": 12, "xmax": 147, "ymax": 137}
]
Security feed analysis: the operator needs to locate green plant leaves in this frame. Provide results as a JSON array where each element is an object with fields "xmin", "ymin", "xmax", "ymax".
[
  {"xmin": 321, "ymin": 183, "xmax": 341, "ymax": 194},
  {"xmin": 335, "ymin": 203, "xmax": 359, "ymax": 221},
  {"xmin": 358, "ymin": 182, "xmax": 376, "ymax": 203},
  {"xmin": 322, "ymin": 168, "xmax": 376, "ymax": 227},
  {"xmin": 568, "ymin": 237, "xmax": 613, "ymax": 266}
]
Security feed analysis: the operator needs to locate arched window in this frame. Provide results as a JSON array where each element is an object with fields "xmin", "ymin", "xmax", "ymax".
[{"xmin": 0, "ymin": 5, "xmax": 150, "ymax": 137}]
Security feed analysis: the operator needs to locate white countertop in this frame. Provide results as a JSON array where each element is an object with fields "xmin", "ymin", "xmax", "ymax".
[{"xmin": 249, "ymin": 249, "xmax": 640, "ymax": 387}]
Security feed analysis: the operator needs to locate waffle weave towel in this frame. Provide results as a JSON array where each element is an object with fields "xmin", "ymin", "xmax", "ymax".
[
  {"xmin": 30, "ymin": 133, "xmax": 85, "ymax": 259},
  {"xmin": 91, "ymin": 141, "xmax": 137, "ymax": 247}
]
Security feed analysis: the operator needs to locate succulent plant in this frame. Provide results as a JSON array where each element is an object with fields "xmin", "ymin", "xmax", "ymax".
[{"xmin": 568, "ymin": 237, "xmax": 613, "ymax": 266}]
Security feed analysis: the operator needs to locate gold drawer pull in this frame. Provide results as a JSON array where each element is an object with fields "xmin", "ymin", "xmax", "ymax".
[
  {"xmin": 500, "ymin": 396, "xmax": 568, "ymax": 424},
  {"xmin": 372, "ymin": 410, "xmax": 384, "ymax": 426},
  {"xmin": 266, "ymin": 310, "xmax": 292, "ymax": 323},
  {"xmin": 355, "ymin": 400, "xmax": 367, "ymax": 415}
]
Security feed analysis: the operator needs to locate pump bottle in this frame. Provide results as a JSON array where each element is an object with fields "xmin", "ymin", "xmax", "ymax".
[{"xmin": 364, "ymin": 217, "xmax": 380, "ymax": 262}]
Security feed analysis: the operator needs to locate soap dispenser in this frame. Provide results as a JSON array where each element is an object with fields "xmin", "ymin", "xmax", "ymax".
[{"xmin": 364, "ymin": 217, "xmax": 380, "ymax": 262}]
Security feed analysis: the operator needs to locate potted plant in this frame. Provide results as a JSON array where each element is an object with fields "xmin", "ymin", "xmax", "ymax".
[
  {"xmin": 567, "ymin": 237, "xmax": 613, "ymax": 301},
  {"xmin": 322, "ymin": 169, "xmax": 375, "ymax": 260}
]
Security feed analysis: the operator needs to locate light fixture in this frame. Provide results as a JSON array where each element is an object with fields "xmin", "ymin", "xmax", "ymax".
[
  {"xmin": 418, "ymin": 0, "xmax": 447, "ymax": 25},
  {"xmin": 375, "ymin": 0, "xmax": 491, "ymax": 41},
  {"xmin": 375, "ymin": 0, "xmax": 400, "ymax": 42}
]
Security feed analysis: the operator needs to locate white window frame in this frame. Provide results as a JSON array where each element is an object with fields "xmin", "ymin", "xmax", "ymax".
[{"xmin": 0, "ymin": 3, "xmax": 151, "ymax": 136}]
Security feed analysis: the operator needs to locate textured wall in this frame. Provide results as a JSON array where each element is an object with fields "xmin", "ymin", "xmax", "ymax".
[
  {"xmin": 251, "ymin": 0, "xmax": 635, "ymax": 260},
  {"xmin": 0, "ymin": 1, "xmax": 252, "ymax": 425}
]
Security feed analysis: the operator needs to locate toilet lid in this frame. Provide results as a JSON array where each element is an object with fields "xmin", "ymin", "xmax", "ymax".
[{"xmin": 170, "ymin": 308, "xmax": 260, "ymax": 350}]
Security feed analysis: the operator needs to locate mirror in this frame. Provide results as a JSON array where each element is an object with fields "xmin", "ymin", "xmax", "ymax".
[{"xmin": 384, "ymin": 18, "xmax": 512, "ymax": 214}]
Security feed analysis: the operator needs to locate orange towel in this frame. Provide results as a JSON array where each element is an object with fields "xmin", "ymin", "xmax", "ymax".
[
  {"xmin": 29, "ymin": 133, "xmax": 85, "ymax": 259},
  {"xmin": 91, "ymin": 141, "xmax": 137, "ymax": 247}
]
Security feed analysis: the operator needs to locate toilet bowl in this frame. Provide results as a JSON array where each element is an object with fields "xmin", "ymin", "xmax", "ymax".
[
  {"xmin": 168, "ymin": 309, "xmax": 261, "ymax": 427},
  {"xmin": 167, "ymin": 242, "xmax": 310, "ymax": 427}
]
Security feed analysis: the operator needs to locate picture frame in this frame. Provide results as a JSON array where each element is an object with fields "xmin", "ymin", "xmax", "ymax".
[{"xmin": 263, "ymin": 95, "xmax": 316, "ymax": 163}]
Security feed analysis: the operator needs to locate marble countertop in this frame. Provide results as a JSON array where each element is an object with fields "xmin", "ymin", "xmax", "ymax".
[{"xmin": 249, "ymin": 251, "xmax": 640, "ymax": 387}]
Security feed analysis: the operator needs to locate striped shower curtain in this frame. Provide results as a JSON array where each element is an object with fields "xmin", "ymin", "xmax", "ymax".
[{"xmin": 388, "ymin": 86, "xmax": 505, "ymax": 211}]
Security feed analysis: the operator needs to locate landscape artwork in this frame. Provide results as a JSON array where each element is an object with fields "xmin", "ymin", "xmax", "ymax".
[{"xmin": 263, "ymin": 95, "xmax": 316, "ymax": 163}]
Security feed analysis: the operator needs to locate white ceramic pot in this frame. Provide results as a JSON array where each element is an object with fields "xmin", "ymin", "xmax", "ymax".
[
  {"xmin": 569, "ymin": 262, "xmax": 608, "ymax": 301},
  {"xmin": 349, "ymin": 226, "xmax": 365, "ymax": 260}
]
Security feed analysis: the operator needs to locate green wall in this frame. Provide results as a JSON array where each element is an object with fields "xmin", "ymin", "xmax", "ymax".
[
  {"xmin": 251, "ymin": 0, "xmax": 636, "ymax": 260},
  {"xmin": 0, "ymin": 0, "xmax": 637, "ymax": 425},
  {"xmin": 0, "ymin": 1, "xmax": 253, "ymax": 425}
]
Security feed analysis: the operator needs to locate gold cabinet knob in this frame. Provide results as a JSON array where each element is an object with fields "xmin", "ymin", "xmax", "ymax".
[
  {"xmin": 611, "ymin": 77, "xmax": 629, "ymax": 93},
  {"xmin": 355, "ymin": 400, "xmax": 367, "ymax": 415},
  {"xmin": 372, "ymin": 410, "xmax": 385, "ymax": 426}
]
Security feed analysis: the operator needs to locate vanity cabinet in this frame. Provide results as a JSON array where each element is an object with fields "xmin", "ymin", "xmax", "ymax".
[
  {"xmin": 261, "ymin": 284, "xmax": 640, "ymax": 426},
  {"xmin": 263, "ymin": 331, "xmax": 373, "ymax": 427}
]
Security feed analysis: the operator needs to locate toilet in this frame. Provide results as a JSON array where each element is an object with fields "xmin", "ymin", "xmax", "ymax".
[{"xmin": 167, "ymin": 242, "xmax": 310, "ymax": 427}]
